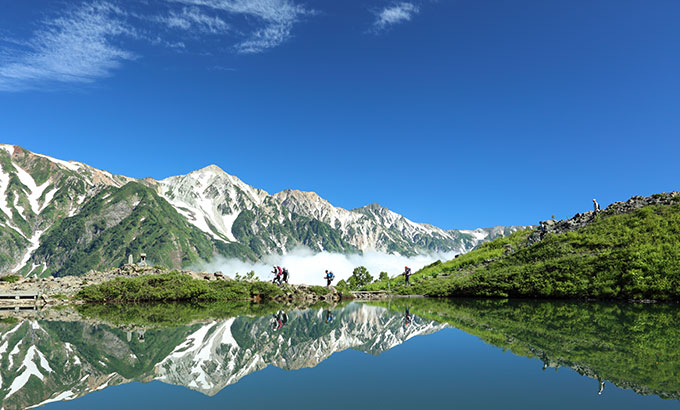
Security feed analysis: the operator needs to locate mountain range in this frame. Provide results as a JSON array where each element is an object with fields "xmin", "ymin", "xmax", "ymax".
[{"xmin": 0, "ymin": 145, "xmax": 529, "ymax": 277}]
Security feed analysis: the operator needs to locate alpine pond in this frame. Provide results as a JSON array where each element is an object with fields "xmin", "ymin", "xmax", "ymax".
[{"xmin": 0, "ymin": 299, "xmax": 678, "ymax": 409}]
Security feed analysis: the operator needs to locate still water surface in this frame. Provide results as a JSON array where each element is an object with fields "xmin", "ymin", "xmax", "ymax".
[{"xmin": 1, "ymin": 299, "xmax": 678, "ymax": 409}]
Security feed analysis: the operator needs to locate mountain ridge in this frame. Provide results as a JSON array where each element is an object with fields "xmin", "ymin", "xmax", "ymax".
[{"xmin": 0, "ymin": 145, "xmax": 530, "ymax": 276}]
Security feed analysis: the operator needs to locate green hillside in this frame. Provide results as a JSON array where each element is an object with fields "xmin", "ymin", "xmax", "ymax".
[
  {"xmin": 365, "ymin": 193, "xmax": 680, "ymax": 301},
  {"xmin": 32, "ymin": 182, "xmax": 220, "ymax": 276}
]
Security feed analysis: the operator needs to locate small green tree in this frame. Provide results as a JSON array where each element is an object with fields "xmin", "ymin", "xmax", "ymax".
[
  {"xmin": 348, "ymin": 266, "xmax": 373, "ymax": 290},
  {"xmin": 379, "ymin": 272, "xmax": 389, "ymax": 282},
  {"xmin": 336, "ymin": 279, "xmax": 349, "ymax": 291},
  {"xmin": 245, "ymin": 270, "xmax": 258, "ymax": 281}
]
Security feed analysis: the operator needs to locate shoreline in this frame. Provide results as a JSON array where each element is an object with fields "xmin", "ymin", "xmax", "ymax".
[{"xmin": 2, "ymin": 264, "xmax": 676, "ymax": 307}]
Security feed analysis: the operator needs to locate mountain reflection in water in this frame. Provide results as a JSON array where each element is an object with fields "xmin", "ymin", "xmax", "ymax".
[{"xmin": 0, "ymin": 299, "xmax": 677, "ymax": 409}]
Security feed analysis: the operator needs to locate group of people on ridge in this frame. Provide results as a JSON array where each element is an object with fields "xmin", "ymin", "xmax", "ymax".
[
  {"xmin": 271, "ymin": 266, "xmax": 337, "ymax": 287},
  {"xmin": 271, "ymin": 266, "xmax": 412, "ymax": 288},
  {"xmin": 271, "ymin": 266, "xmax": 289, "ymax": 285}
]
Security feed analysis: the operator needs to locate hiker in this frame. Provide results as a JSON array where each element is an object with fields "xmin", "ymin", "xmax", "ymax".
[
  {"xmin": 282, "ymin": 267, "xmax": 289, "ymax": 284},
  {"xmin": 272, "ymin": 266, "xmax": 283, "ymax": 285},
  {"xmin": 404, "ymin": 266, "xmax": 412, "ymax": 286},
  {"xmin": 324, "ymin": 270, "xmax": 335, "ymax": 287},
  {"xmin": 593, "ymin": 199, "xmax": 601, "ymax": 214}
]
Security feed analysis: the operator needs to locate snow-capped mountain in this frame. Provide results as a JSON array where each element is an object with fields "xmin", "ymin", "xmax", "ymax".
[
  {"xmin": 155, "ymin": 167, "xmax": 527, "ymax": 258},
  {"xmin": 0, "ymin": 145, "xmax": 530, "ymax": 276},
  {"xmin": 0, "ymin": 303, "xmax": 444, "ymax": 409}
]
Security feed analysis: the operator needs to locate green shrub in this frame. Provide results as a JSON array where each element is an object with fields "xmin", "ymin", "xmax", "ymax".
[
  {"xmin": 309, "ymin": 285, "xmax": 331, "ymax": 295},
  {"xmin": 0, "ymin": 275, "xmax": 20, "ymax": 283},
  {"xmin": 77, "ymin": 272, "xmax": 283, "ymax": 303}
]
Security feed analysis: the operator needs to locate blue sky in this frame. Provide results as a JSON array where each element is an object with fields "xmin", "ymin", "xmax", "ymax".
[{"xmin": 0, "ymin": 0, "xmax": 678, "ymax": 230}]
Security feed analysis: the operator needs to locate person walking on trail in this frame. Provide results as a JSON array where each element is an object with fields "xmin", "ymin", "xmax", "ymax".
[
  {"xmin": 404, "ymin": 266, "xmax": 412, "ymax": 286},
  {"xmin": 282, "ymin": 267, "xmax": 289, "ymax": 284},
  {"xmin": 593, "ymin": 199, "xmax": 601, "ymax": 214},
  {"xmin": 272, "ymin": 266, "xmax": 283, "ymax": 285},
  {"xmin": 324, "ymin": 270, "xmax": 335, "ymax": 287}
]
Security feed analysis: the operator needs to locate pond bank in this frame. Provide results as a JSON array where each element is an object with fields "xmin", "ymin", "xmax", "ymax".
[{"xmin": 0, "ymin": 265, "xmax": 351, "ymax": 306}]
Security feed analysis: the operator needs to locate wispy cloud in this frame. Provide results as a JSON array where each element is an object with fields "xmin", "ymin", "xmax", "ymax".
[
  {"xmin": 157, "ymin": 7, "xmax": 230, "ymax": 34},
  {"xmin": 373, "ymin": 2, "xmax": 420, "ymax": 32},
  {"xmin": 0, "ymin": 0, "xmax": 313, "ymax": 92},
  {"xmin": 0, "ymin": 2, "xmax": 135, "ymax": 92},
  {"xmin": 168, "ymin": 0, "xmax": 312, "ymax": 53}
]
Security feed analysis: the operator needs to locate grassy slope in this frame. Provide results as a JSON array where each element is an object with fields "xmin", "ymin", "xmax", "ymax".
[{"xmin": 365, "ymin": 199, "xmax": 680, "ymax": 300}]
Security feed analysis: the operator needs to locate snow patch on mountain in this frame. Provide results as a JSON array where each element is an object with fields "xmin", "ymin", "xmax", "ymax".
[
  {"xmin": 459, "ymin": 229, "xmax": 489, "ymax": 241},
  {"xmin": 14, "ymin": 164, "xmax": 50, "ymax": 215},
  {"xmin": 32, "ymin": 153, "xmax": 82, "ymax": 172},
  {"xmin": 12, "ymin": 230, "xmax": 44, "ymax": 273}
]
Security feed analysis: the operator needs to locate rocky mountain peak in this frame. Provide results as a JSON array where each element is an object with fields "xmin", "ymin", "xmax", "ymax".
[{"xmin": 198, "ymin": 164, "xmax": 224, "ymax": 173}]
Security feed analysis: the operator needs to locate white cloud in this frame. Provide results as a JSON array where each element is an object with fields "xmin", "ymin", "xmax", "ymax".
[
  {"xmin": 373, "ymin": 2, "xmax": 420, "ymax": 31},
  {"xmin": 168, "ymin": 0, "xmax": 311, "ymax": 53},
  {"xmin": 157, "ymin": 7, "xmax": 230, "ymax": 34},
  {"xmin": 0, "ymin": 0, "xmax": 313, "ymax": 92},
  {"xmin": 193, "ymin": 247, "xmax": 456, "ymax": 287},
  {"xmin": 0, "ymin": 2, "xmax": 135, "ymax": 92}
]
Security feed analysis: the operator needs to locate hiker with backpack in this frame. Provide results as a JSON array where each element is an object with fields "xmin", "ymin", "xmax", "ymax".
[
  {"xmin": 404, "ymin": 266, "xmax": 412, "ymax": 286},
  {"xmin": 282, "ymin": 267, "xmax": 289, "ymax": 284},
  {"xmin": 324, "ymin": 270, "xmax": 335, "ymax": 287},
  {"xmin": 272, "ymin": 266, "xmax": 283, "ymax": 285}
]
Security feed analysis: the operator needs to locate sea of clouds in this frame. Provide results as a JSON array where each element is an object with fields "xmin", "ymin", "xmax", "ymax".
[{"xmin": 193, "ymin": 247, "xmax": 459, "ymax": 286}]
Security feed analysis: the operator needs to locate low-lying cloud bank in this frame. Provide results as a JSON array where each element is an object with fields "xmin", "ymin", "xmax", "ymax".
[{"xmin": 194, "ymin": 247, "xmax": 458, "ymax": 286}]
